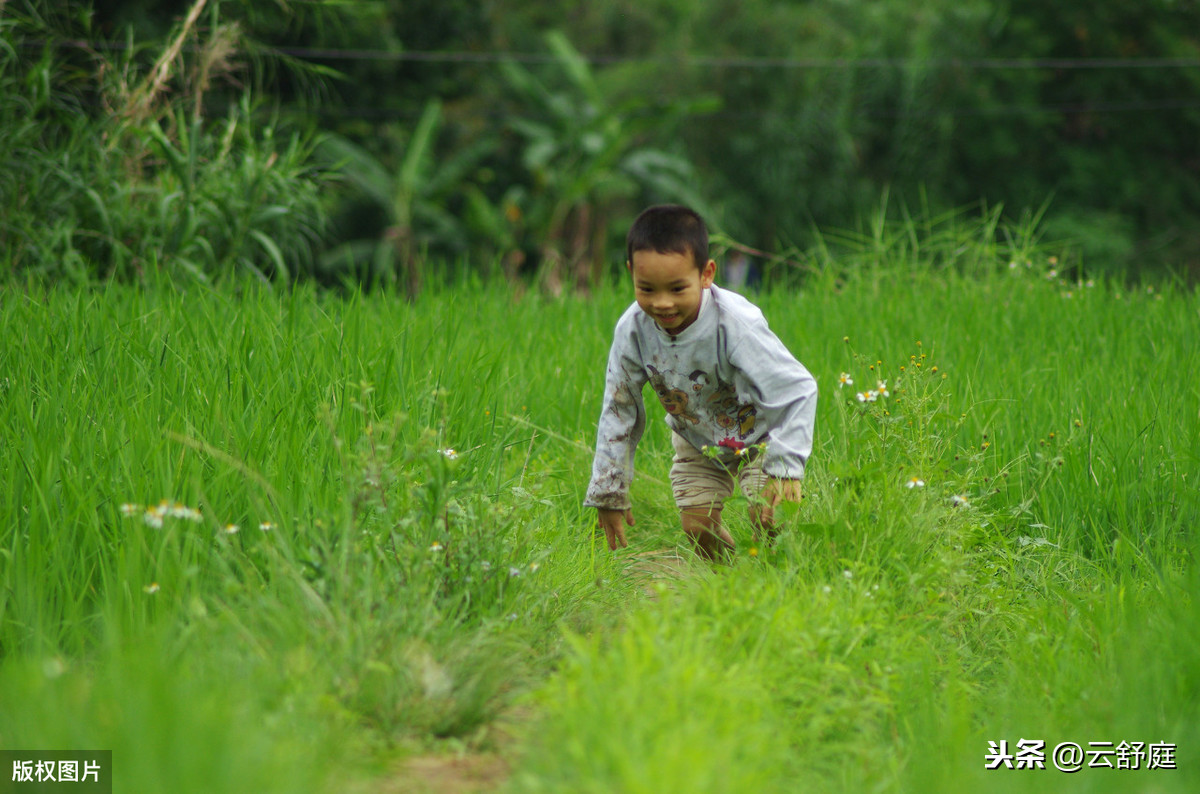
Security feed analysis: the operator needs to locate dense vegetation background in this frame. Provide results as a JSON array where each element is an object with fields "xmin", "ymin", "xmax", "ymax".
[
  {"xmin": 4, "ymin": 4, "xmax": 1200, "ymax": 792},
  {"xmin": 4, "ymin": 0, "xmax": 1200, "ymax": 290}
]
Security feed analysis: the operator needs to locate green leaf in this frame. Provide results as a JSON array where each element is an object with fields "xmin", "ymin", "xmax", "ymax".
[
  {"xmin": 398, "ymin": 99, "xmax": 442, "ymax": 195},
  {"xmin": 545, "ymin": 31, "xmax": 598, "ymax": 105},
  {"xmin": 318, "ymin": 136, "xmax": 394, "ymax": 213},
  {"xmin": 249, "ymin": 229, "xmax": 290, "ymax": 280}
]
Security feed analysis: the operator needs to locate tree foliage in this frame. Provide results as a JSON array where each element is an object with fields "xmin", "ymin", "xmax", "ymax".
[
  {"xmin": 1, "ymin": 0, "xmax": 328, "ymax": 283},
  {"xmin": 5, "ymin": 0, "xmax": 1200, "ymax": 285}
]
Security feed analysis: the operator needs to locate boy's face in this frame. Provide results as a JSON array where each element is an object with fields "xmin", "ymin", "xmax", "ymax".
[{"xmin": 628, "ymin": 249, "xmax": 716, "ymax": 335}]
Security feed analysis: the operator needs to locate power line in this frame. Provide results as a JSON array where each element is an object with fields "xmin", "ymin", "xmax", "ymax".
[
  {"xmin": 313, "ymin": 97, "xmax": 1200, "ymax": 122},
  {"xmin": 244, "ymin": 47, "xmax": 1200, "ymax": 71},
  {"xmin": 28, "ymin": 39, "xmax": 1200, "ymax": 71}
]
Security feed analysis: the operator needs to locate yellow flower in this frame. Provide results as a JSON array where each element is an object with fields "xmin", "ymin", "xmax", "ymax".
[{"xmin": 223, "ymin": 523, "xmax": 240, "ymax": 535}]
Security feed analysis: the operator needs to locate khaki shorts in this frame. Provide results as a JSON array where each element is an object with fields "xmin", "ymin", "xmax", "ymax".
[{"xmin": 669, "ymin": 433, "xmax": 769, "ymax": 509}]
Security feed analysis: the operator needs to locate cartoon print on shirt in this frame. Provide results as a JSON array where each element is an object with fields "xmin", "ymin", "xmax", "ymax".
[
  {"xmin": 736, "ymin": 403, "xmax": 757, "ymax": 436},
  {"xmin": 705, "ymin": 377, "xmax": 757, "ymax": 439},
  {"xmin": 706, "ymin": 378, "xmax": 739, "ymax": 431},
  {"xmin": 646, "ymin": 365, "xmax": 700, "ymax": 424},
  {"xmin": 688, "ymin": 370, "xmax": 709, "ymax": 394},
  {"xmin": 707, "ymin": 377, "xmax": 738, "ymax": 419}
]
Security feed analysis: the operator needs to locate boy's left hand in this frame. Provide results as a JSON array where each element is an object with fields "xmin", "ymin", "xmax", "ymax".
[
  {"xmin": 763, "ymin": 477, "xmax": 803, "ymax": 506},
  {"xmin": 748, "ymin": 479, "xmax": 806, "ymax": 542},
  {"xmin": 753, "ymin": 478, "xmax": 803, "ymax": 535}
]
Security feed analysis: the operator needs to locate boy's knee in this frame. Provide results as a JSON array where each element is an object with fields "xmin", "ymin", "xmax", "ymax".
[
  {"xmin": 749, "ymin": 502, "xmax": 776, "ymax": 531},
  {"xmin": 680, "ymin": 504, "xmax": 723, "ymax": 534}
]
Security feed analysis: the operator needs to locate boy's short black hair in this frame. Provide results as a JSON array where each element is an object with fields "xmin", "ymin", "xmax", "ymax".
[{"xmin": 626, "ymin": 204, "xmax": 709, "ymax": 270}]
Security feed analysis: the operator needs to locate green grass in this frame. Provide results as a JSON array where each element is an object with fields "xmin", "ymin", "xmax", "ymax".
[{"xmin": 2, "ymin": 232, "xmax": 1198, "ymax": 792}]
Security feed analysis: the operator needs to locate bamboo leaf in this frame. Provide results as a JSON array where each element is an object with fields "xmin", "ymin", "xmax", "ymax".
[
  {"xmin": 319, "ymin": 136, "xmax": 394, "ymax": 212},
  {"xmin": 544, "ymin": 31, "xmax": 598, "ymax": 105},
  {"xmin": 398, "ymin": 99, "xmax": 442, "ymax": 195},
  {"xmin": 249, "ymin": 229, "xmax": 290, "ymax": 280}
]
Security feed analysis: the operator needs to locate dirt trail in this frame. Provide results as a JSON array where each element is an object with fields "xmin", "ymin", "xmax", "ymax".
[
  {"xmin": 625, "ymin": 547, "xmax": 693, "ymax": 599},
  {"xmin": 382, "ymin": 754, "xmax": 510, "ymax": 793},
  {"xmin": 379, "ymin": 547, "xmax": 694, "ymax": 792}
]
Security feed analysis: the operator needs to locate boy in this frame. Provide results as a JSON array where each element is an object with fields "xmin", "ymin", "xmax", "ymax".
[{"xmin": 585, "ymin": 204, "xmax": 818, "ymax": 559}]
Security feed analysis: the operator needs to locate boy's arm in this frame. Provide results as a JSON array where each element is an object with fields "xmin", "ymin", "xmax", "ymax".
[
  {"xmin": 584, "ymin": 321, "xmax": 648, "ymax": 513},
  {"xmin": 729, "ymin": 323, "xmax": 818, "ymax": 480}
]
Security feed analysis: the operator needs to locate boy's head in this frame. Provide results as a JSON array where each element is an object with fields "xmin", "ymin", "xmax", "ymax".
[
  {"xmin": 626, "ymin": 205, "xmax": 717, "ymax": 336},
  {"xmin": 626, "ymin": 204, "xmax": 709, "ymax": 270}
]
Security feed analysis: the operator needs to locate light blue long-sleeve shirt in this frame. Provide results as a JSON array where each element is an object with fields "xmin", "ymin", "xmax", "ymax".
[{"xmin": 585, "ymin": 284, "xmax": 818, "ymax": 510}]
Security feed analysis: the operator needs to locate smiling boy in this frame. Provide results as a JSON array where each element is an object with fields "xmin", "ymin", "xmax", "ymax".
[{"xmin": 585, "ymin": 204, "xmax": 818, "ymax": 559}]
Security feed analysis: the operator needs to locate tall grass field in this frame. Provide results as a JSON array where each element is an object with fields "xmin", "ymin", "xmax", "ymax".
[{"xmin": 2, "ymin": 222, "xmax": 1198, "ymax": 792}]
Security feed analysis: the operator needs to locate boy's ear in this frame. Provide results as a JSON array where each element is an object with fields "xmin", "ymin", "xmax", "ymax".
[
  {"xmin": 625, "ymin": 260, "xmax": 633, "ymax": 276},
  {"xmin": 701, "ymin": 259, "xmax": 717, "ymax": 286}
]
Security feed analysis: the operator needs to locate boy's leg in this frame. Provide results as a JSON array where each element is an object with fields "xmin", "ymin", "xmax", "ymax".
[
  {"xmin": 748, "ymin": 500, "xmax": 779, "ymax": 543},
  {"xmin": 738, "ymin": 458, "xmax": 779, "ymax": 543},
  {"xmin": 681, "ymin": 504, "xmax": 735, "ymax": 561},
  {"xmin": 670, "ymin": 433, "xmax": 736, "ymax": 560}
]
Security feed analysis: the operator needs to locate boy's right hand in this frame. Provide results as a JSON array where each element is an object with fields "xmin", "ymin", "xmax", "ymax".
[{"xmin": 597, "ymin": 508, "xmax": 634, "ymax": 550}]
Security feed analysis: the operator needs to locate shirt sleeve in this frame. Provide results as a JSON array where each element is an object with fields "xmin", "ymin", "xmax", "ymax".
[
  {"xmin": 584, "ymin": 320, "xmax": 649, "ymax": 510},
  {"xmin": 727, "ymin": 319, "xmax": 818, "ymax": 479}
]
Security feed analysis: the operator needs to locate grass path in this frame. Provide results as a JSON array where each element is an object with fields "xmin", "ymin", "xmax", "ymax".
[{"xmin": 2, "ymin": 245, "xmax": 1198, "ymax": 792}]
